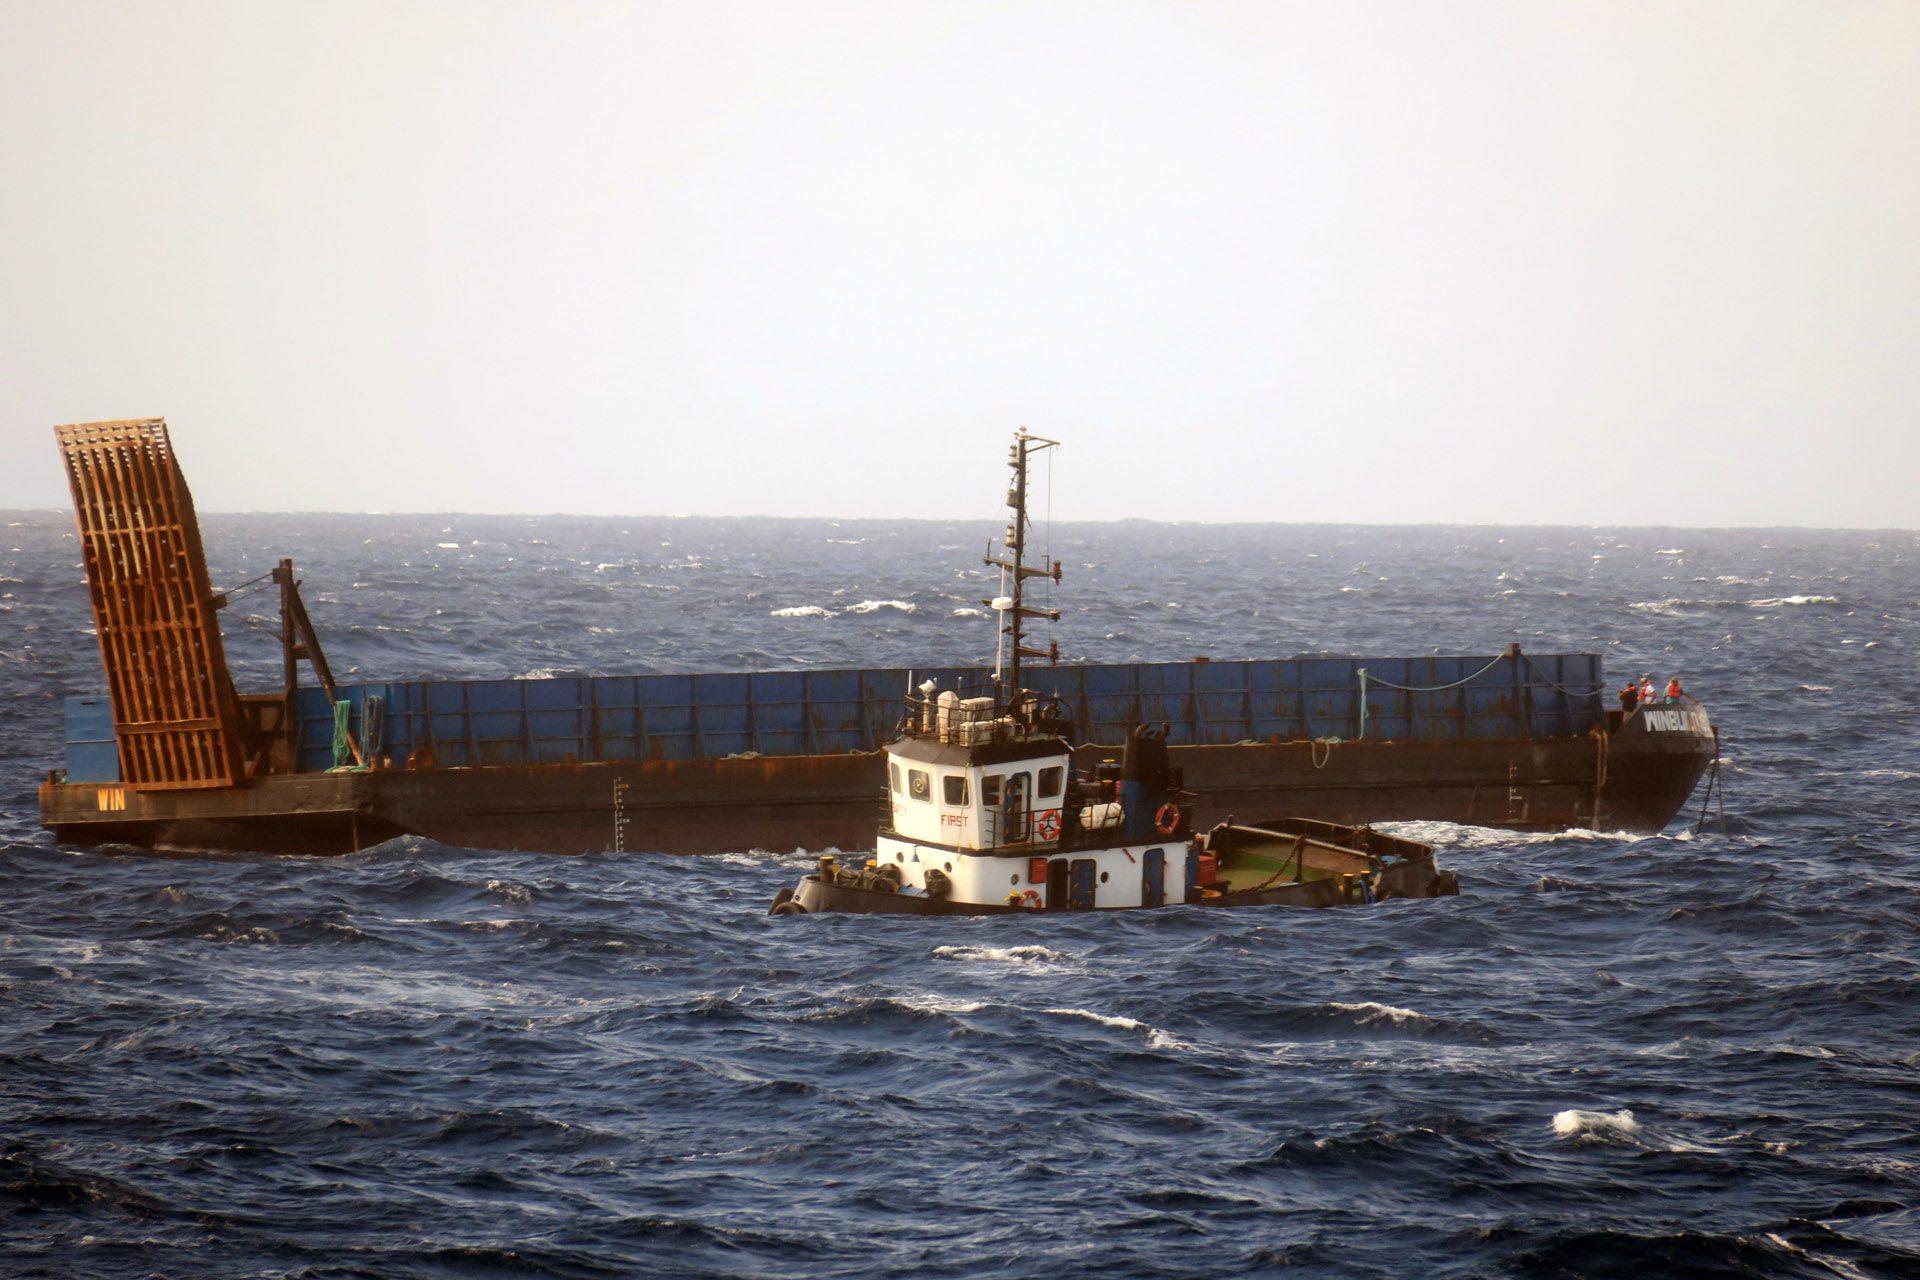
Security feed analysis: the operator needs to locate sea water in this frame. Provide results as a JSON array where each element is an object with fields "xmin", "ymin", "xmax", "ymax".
[{"xmin": 1, "ymin": 515, "xmax": 1916, "ymax": 1278}]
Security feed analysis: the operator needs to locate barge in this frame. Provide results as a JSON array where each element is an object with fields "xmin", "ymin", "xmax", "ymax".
[{"xmin": 37, "ymin": 419, "xmax": 1717, "ymax": 856}]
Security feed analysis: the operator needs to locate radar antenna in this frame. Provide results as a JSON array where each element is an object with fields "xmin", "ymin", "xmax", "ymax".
[{"xmin": 985, "ymin": 428, "xmax": 1062, "ymax": 694}]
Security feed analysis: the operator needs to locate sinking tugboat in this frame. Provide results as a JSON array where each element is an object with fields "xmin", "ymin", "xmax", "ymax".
[{"xmin": 770, "ymin": 431, "xmax": 1459, "ymax": 917}]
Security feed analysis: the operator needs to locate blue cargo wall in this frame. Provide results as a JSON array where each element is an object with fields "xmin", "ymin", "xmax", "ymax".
[
  {"xmin": 62, "ymin": 696, "xmax": 121, "ymax": 783},
  {"xmin": 282, "ymin": 654, "xmax": 1605, "ymax": 773}
]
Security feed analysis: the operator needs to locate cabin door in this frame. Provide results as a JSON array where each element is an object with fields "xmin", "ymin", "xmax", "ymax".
[
  {"xmin": 1001, "ymin": 771, "xmax": 1032, "ymax": 843},
  {"xmin": 1068, "ymin": 858, "xmax": 1097, "ymax": 910},
  {"xmin": 1045, "ymin": 858, "xmax": 1070, "ymax": 910},
  {"xmin": 1142, "ymin": 848, "xmax": 1165, "ymax": 907}
]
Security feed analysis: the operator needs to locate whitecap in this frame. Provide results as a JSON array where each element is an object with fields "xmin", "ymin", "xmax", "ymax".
[
  {"xmin": 771, "ymin": 605, "xmax": 835, "ymax": 619},
  {"xmin": 1552, "ymin": 1107, "xmax": 1640, "ymax": 1138},
  {"xmin": 951, "ymin": 607, "xmax": 987, "ymax": 618},
  {"xmin": 1326, "ymin": 1000, "xmax": 1428, "ymax": 1026},
  {"xmin": 1750, "ymin": 595, "xmax": 1839, "ymax": 607},
  {"xmin": 887, "ymin": 993, "xmax": 990, "ymax": 1016},
  {"xmin": 932, "ymin": 943, "xmax": 1069, "ymax": 968},
  {"xmin": 844, "ymin": 600, "xmax": 916, "ymax": 615},
  {"xmin": 485, "ymin": 879, "xmax": 533, "ymax": 906},
  {"xmin": 1147, "ymin": 1028, "xmax": 1202, "ymax": 1052},
  {"xmin": 723, "ymin": 850, "xmax": 814, "ymax": 868},
  {"xmin": 1042, "ymin": 1007, "xmax": 1143, "ymax": 1031},
  {"xmin": 436, "ymin": 542, "xmax": 460, "ymax": 549}
]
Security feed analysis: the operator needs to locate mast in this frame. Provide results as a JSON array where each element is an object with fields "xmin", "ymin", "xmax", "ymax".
[{"xmin": 985, "ymin": 429, "xmax": 1062, "ymax": 693}]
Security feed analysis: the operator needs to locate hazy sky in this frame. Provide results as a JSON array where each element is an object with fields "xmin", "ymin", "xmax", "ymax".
[{"xmin": 1, "ymin": 2, "xmax": 1914, "ymax": 525}]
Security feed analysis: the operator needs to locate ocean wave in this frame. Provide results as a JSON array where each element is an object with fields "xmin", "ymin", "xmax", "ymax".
[
  {"xmin": 1629, "ymin": 594, "xmax": 1842, "ymax": 611},
  {"xmin": 484, "ymin": 878, "xmax": 534, "ymax": 905},
  {"xmin": 1552, "ymin": 1107, "xmax": 1639, "ymax": 1139},
  {"xmin": 843, "ymin": 600, "xmax": 916, "ymax": 614},
  {"xmin": 1374, "ymin": 819, "xmax": 1642, "ymax": 849},
  {"xmin": 3, "ymin": 515, "xmax": 1915, "ymax": 1279},
  {"xmin": 770, "ymin": 605, "xmax": 834, "ymax": 619},
  {"xmin": 1041, "ymin": 1006, "xmax": 1143, "ymax": 1031},
  {"xmin": 932, "ymin": 943, "xmax": 1071, "ymax": 968}
]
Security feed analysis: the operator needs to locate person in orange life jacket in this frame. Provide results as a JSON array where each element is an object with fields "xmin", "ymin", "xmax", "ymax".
[
  {"xmin": 1619, "ymin": 681, "xmax": 1640, "ymax": 711},
  {"xmin": 1666, "ymin": 677, "xmax": 1685, "ymax": 703}
]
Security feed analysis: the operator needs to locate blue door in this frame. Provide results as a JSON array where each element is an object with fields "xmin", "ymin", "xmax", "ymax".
[
  {"xmin": 1142, "ymin": 848, "xmax": 1165, "ymax": 907},
  {"xmin": 1069, "ymin": 859, "xmax": 1097, "ymax": 910}
]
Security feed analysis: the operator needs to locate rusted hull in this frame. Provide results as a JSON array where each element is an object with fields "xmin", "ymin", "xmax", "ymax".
[{"xmin": 40, "ymin": 713, "xmax": 1715, "ymax": 855}]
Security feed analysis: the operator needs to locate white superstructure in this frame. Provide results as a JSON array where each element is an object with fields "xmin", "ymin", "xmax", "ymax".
[{"xmin": 873, "ymin": 703, "xmax": 1191, "ymax": 908}]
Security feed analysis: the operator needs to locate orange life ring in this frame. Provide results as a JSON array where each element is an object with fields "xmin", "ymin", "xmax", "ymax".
[
  {"xmin": 1036, "ymin": 809, "xmax": 1061, "ymax": 840},
  {"xmin": 1154, "ymin": 803, "xmax": 1180, "ymax": 836}
]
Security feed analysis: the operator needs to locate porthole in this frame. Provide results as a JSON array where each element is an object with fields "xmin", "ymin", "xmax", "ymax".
[
  {"xmin": 944, "ymin": 862, "xmax": 953, "ymax": 873},
  {"xmin": 1099, "ymin": 871, "xmax": 1110, "ymax": 883},
  {"xmin": 895, "ymin": 851, "xmax": 904, "ymax": 863},
  {"xmin": 1009, "ymin": 873, "xmax": 1019, "ymax": 885}
]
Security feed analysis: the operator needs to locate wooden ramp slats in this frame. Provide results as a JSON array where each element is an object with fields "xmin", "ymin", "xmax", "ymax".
[{"xmin": 56, "ymin": 418, "xmax": 243, "ymax": 791}]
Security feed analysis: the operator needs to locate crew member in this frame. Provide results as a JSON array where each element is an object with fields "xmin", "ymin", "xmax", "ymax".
[
  {"xmin": 1640, "ymin": 675, "xmax": 1657, "ymax": 706},
  {"xmin": 1666, "ymin": 676, "xmax": 1685, "ymax": 703},
  {"xmin": 1618, "ymin": 682, "xmax": 1640, "ymax": 711}
]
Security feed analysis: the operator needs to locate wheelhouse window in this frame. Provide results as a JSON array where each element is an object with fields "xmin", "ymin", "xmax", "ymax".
[
  {"xmin": 908, "ymin": 768, "xmax": 932, "ymax": 802},
  {"xmin": 889, "ymin": 763, "xmax": 902, "ymax": 794},
  {"xmin": 942, "ymin": 775, "xmax": 969, "ymax": 805},
  {"xmin": 1038, "ymin": 766, "xmax": 1064, "ymax": 798}
]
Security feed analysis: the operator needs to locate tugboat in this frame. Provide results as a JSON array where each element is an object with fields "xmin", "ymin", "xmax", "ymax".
[{"xmin": 769, "ymin": 431, "xmax": 1460, "ymax": 917}]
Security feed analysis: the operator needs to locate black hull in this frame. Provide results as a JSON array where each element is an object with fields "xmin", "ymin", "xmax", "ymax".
[
  {"xmin": 40, "ymin": 712, "xmax": 1714, "ymax": 856},
  {"xmin": 776, "ymin": 858, "xmax": 1460, "ymax": 917}
]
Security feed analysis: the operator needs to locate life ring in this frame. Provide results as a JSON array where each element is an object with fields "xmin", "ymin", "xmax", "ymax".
[
  {"xmin": 1022, "ymin": 889, "xmax": 1043, "ymax": 908},
  {"xmin": 1036, "ymin": 809, "xmax": 1061, "ymax": 840},
  {"xmin": 1154, "ymin": 803, "xmax": 1180, "ymax": 836}
]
